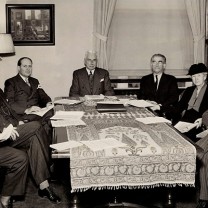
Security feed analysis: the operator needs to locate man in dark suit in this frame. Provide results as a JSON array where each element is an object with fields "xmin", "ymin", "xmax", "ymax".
[
  {"xmin": 0, "ymin": 89, "xmax": 60, "ymax": 207},
  {"xmin": 139, "ymin": 54, "xmax": 179, "ymax": 117},
  {"xmin": 69, "ymin": 51, "xmax": 114, "ymax": 97},
  {"xmin": 4, "ymin": 57, "xmax": 52, "ymax": 123}
]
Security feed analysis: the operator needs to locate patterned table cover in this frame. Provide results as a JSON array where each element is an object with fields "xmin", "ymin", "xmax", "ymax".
[{"xmin": 53, "ymin": 99, "xmax": 196, "ymax": 192}]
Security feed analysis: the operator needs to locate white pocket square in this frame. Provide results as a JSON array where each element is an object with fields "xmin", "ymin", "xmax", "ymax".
[{"xmin": 100, "ymin": 78, "xmax": 104, "ymax": 82}]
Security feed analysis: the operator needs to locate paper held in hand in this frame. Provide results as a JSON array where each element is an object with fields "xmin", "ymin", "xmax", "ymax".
[
  {"xmin": 25, "ymin": 105, "xmax": 54, "ymax": 117},
  {"xmin": 0, "ymin": 124, "xmax": 13, "ymax": 142},
  {"xmin": 174, "ymin": 121, "xmax": 198, "ymax": 133}
]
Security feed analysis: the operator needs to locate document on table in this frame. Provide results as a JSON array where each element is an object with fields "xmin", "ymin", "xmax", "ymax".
[
  {"xmin": 0, "ymin": 124, "xmax": 13, "ymax": 142},
  {"xmin": 51, "ymin": 119, "xmax": 86, "ymax": 127},
  {"xmin": 174, "ymin": 121, "xmax": 198, "ymax": 133},
  {"xmin": 26, "ymin": 105, "xmax": 54, "ymax": 117},
  {"xmin": 50, "ymin": 111, "xmax": 84, "ymax": 120},
  {"xmin": 97, "ymin": 98, "xmax": 130, "ymax": 106},
  {"xmin": 136, "ymin": 117, "xmax": 171, "ymax": 124},
  {"xmin": 196, "ymin": 129, "xmax": 208, "ymax": 138},
  {"xmin": 50, "ymin": 140, "xmax": 83, "ymax": 151},
  {"xmin": 81, "ymin": 138, "xmax": 127, "ymax": 151},
  {"xmin": 84, "ymin": 94, "xmax": 105, "ymax": 100},
  {"xmin": 128, "ymin": 100, "xmax": 155, "ymax": 108},
  {"xmin": 54, "ymin": 99, "xmax": 83, "ymax": 105}
]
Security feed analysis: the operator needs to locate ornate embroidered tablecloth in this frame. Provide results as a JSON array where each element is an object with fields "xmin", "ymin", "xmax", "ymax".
[{"xmin": 54, "ymin": 100, "xmax": 196, "ymax": 192}]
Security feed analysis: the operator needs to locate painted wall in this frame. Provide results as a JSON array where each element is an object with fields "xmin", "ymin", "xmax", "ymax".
[{"xmin": 0, "ymin": 0, "xmax": 94, "ymax": 99}]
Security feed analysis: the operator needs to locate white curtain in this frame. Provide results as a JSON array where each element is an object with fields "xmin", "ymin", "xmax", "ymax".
[
  {"xmin": 93, "ymin": 0, "xmax": 117, "ymax": 70},
  {"xmin": 185, "ymin": 0, "xmax": 206, "ymax": 63}
]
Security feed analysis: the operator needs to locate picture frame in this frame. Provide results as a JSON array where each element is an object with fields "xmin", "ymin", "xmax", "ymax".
[{"xmin": 6, "ymin": 4, "xmax": 55, "ymax": 46}]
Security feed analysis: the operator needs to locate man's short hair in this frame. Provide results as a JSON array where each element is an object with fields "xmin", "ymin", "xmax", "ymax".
[
  {"xmin": 151, "ymin": 54, "xmax": 166, "ymax": 63},
  {"xmin": 17, "ymin": 57, "xmax": 33, "ymax": 66}
]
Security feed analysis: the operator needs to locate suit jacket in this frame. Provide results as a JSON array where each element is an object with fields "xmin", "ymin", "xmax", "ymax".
[
  {"xmin": 202, "ymin": 109, "xmax": 208, "ymax": 127},
  {"xmin": 69, "ymin": 67, "xmax": 115, "ymax": 97},
  {"xmin": 170, "ymin": 84, "xmax": 208, "ymax": 123},
  {"xmin": 139, "ymin": 73, "xmax": 179, "ymax": 112},
  {"xmin": 0, "ymin": 88, "xmax": 20, "ymax": 130},
  {"xmin": 4, "ymin": 74, "xmax": 51, "ymax": 115}
]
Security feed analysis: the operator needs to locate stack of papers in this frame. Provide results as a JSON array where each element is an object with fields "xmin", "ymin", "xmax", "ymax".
[
  {"xmin": 84, "ymin": 94, "xmax": 105, "ymax": 100},
  {"xmin": 128, "ymin": 100, "xmax": 155, "ymax": 108},
  {"xmin": 50, "ymin": 111, "xmax": 86, "ymax": 127},
  {"xmin": 174, "ymin": 121, "xmax": 198, "ymax": 133},
  {"xmin": 136, "ymin": 117, "xmax": 171, "ymax": 124},
  {"xmin": 54, "ymin": 99, "xmax": 82, "ymax": 105}
]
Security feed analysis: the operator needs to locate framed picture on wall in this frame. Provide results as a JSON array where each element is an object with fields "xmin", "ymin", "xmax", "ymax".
[{"xmin": 6, "ymin": 4, "xmax": 55, "ymax": 46}]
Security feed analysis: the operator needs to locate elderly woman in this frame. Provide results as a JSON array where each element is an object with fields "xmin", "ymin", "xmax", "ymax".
[{"xmin": 169, "ymin": 63, "xmax": 208, "ymax": 141}]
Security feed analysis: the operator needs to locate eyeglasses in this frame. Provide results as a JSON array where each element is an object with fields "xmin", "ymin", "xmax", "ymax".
[{"xmin": 152, "ymin": 61, "xmax": 164, "ymax": 65}]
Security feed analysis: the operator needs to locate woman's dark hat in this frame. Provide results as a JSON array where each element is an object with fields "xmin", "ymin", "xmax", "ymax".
[{"xmin": 188, "ymin": 63, "xmax": 208, "ymax": 75}]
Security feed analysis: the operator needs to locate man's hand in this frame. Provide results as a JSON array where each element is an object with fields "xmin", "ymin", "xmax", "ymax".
[
  {"xmin": 18, "ymin": 121, "xmax": 25, "ymax": 125},
  {"xmin": 150, "ymin": 104, "xmax": 161, "ymax": 111},
  {"xmin": 10, "ymin": 128, "xmax": 19, "ymax": 141},
  {"xmin": 194, "ymin": 118, "xmax": 202, "ymax": 129},
  {"xmin": 25, "ymin": 106, "xmax": 41, "ymax": 114},
  {"xmin": 46, "ymin": 102, "xmax": 53, "ymax": 108}
]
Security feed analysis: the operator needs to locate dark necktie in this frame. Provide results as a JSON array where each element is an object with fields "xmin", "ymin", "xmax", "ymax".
[
  {"xmin": 155, "ymin": 75, "xmax": 158, "ymax": 91},
  {"xmin": 89, "ymin": 71, "xmax": 93, "ymax": 94}
]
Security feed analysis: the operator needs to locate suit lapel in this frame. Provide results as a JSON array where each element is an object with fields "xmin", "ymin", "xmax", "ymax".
[
  {"xmin": 16, "ymin": 74, "xmax": 31, "ymax": 95},
  {"xmin": 92, "ymin": 68, "xmax": 101, "ymax": 94},
  {"xmin": 157, "ymin": 73, "xmax": 165, "ymax": 93},
  {"xmin": 80, "ymin": 68, "xmax": 91, "ymax": 94},
  {"xmin": 28, "ymin": 77, "xmax": 37, "ymax": 99}
]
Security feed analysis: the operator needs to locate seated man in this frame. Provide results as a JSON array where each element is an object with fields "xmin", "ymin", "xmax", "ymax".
[
  {"xmin": 169, "ymin": 63, "xmax": 208, "ymax": 142},
  {"xmin": 0, "ymin": 89, "xmax": 60, "ymax": 208},
  {"xmin": 4, "ymin": 57, "xmax": 53, "ymax": 123},
  {"xmin": 139, "ymin": 54, "xmax": 179, "ymax": 117},
  {"xmin": 69, "ymin": 51, "xmax": 115, "ymax": 97}
]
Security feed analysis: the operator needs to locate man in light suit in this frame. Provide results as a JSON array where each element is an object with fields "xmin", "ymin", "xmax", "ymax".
[
  {"xmin": 69, "ymin": 51, "xmax": 115, "ymax": 97},
  {"xmin": 139, "ymin": 54, "xmax": 179, "ymax": 117},
  {"xmin": 4, "ymin": 57, "xmax": 52, "ymax": 122}
]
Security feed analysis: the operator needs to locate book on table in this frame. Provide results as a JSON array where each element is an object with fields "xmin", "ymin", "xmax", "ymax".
[{"xmin": 96, "ymin": 103, "xmax": 126, "ymax": 113}]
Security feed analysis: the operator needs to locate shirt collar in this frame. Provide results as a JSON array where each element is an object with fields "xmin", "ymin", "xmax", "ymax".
[
  {"xmin": 153, "ymin": 73, "xmax": 163, "ymax": 81},
  {"xmin": 86, "ymin": 68, "xmax": 95, "ymax": 75},
  {"xmin": 19, "ymin": 74, "xmax": 29, "ymax": 82}
]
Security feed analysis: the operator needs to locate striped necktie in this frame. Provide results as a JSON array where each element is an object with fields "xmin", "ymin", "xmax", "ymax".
[
  {"xmin": 25, "ymin": 78, "xmax": 31, "ymax": 87},
  {"xmin": 89, "ymin": 71, "xmax": 93, "ymax": 94}
]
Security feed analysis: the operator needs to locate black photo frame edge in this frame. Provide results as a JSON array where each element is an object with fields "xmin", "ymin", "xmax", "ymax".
[{"xmin": 6, "ymin": 4, "xmax": 55, "ymax": 46}]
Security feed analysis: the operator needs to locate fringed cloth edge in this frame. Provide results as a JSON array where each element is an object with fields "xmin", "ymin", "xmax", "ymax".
[{"xmin": 71, "ymin": 182, "xmax": 195, "ymax": 193}]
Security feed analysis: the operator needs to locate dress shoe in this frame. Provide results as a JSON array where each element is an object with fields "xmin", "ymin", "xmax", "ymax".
[
  {"xmin": 38, "ymin": 187, "xmax": 61, "ymax": 204},
  {"xmin": 196, "ymin": 200, "xmax": 208, "ymax": 208}
]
